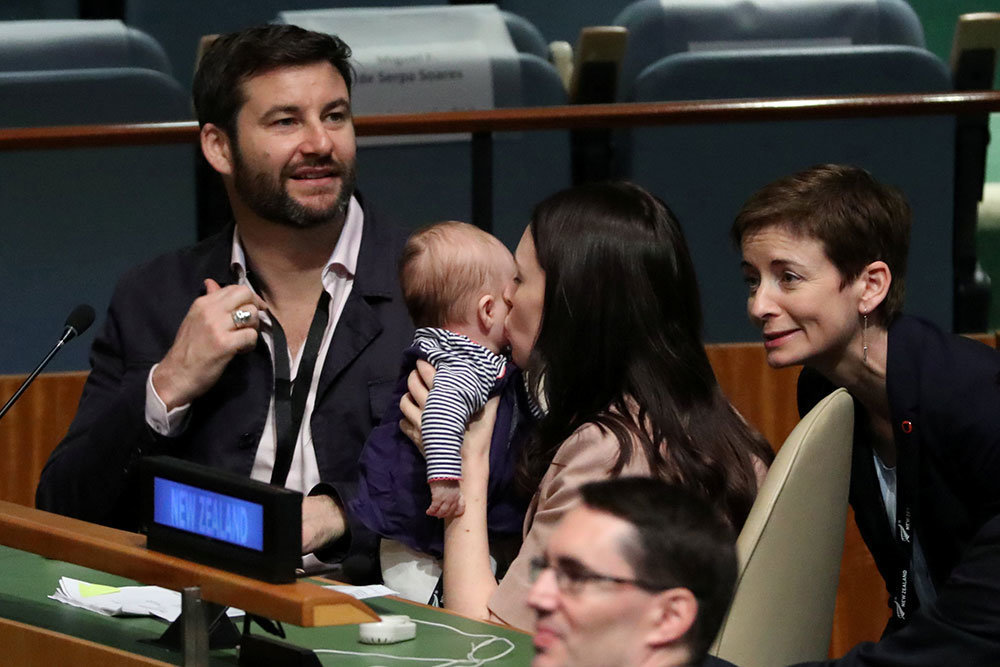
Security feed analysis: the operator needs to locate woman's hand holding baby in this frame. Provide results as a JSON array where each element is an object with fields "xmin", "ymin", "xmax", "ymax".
[{"xmin": 399, "ymin": 359, "xmax": 435, "ymax": 450}]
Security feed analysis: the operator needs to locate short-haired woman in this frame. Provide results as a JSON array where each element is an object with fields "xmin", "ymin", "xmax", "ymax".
[{"xmin": 733, "ymin": 163, "xmax": 1000, "ymax": 664}]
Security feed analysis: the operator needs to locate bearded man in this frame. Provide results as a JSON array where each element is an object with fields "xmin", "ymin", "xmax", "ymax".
[{"xmin": 36, "ymin": 24, "xmax": 413, "ymax": 579}]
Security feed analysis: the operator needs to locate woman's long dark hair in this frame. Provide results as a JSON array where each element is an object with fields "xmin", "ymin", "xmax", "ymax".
[{"xmin": 517, "ymin": 182, "xmax": 773, "ymax": 529}]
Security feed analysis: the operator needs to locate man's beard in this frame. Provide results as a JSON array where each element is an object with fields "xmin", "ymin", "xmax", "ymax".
[{"xmin": 231, "ymin": 146, "xmax": 356, "ymax": 229}]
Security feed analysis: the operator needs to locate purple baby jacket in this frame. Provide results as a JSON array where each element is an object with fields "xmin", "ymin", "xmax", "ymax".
[{"xmin": 348, "ymin": 344, "xmax": 530, "ymax": 559}]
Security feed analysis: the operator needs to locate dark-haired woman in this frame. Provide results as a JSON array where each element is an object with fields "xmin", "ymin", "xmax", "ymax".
[
  {"xmin": 734, "ymin": 164, "xmax": 1000, "ymax": 665},
  {"xmin": 403, "ymin": 181, "xmax": 772, "ymax": 629}
]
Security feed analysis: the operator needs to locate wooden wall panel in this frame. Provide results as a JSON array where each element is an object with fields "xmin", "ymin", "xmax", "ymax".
[
  {"xmin": 0, "ymin": 372, "xmax": 87, "ymax": 507},
  {"xmin": 707, "ymin": 342, "xmax": 802, "ymax": 449},
  {"xmin": 2, "ymin": 347, "xmax": 805, "ymax": 509}
]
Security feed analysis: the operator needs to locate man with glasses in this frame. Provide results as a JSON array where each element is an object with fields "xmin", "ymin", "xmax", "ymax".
[{"xmin": 527, "ymin": 477, "xmax": 738, "ymax": 667}]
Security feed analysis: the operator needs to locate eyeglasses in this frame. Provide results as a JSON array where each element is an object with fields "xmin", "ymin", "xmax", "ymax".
[{"xmin": 528, "ymin": 555, "xmax": 664, "ymax": 595}]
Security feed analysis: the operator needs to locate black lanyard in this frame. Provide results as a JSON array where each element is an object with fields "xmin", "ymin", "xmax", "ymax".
[
  {"xmin": 268, "ymin": 290, "xmax": 331, "ymax": 487},
  {"xmin": 890, "ymin": 418, "xmax": 918, "ymax": 621}
]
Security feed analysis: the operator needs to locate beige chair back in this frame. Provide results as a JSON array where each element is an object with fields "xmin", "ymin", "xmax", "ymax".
[{"xmin": 712, "ymin": 388, "xmax": 855, "ymax": 667}]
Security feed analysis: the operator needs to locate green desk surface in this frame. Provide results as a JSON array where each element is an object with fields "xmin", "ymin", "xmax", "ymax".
[{"xmin": 0, "ymin": 545, "xmax": 533, "ymax": 666}]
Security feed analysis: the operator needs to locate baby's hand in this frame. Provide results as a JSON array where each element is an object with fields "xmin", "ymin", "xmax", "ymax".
[{"xmin": 426, "ymin": 479, "xmax": 465, "ymax": 518}]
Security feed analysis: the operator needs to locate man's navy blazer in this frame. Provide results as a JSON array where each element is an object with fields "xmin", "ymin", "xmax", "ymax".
[{"xmin": 36, "ymin": 196, "xmax": 414, "ymax": 571}]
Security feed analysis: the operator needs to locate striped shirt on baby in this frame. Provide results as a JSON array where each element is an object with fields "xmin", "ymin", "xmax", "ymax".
[{"xmin": 414, "ymin": 327, "xmax": 507, "ymax": 481}]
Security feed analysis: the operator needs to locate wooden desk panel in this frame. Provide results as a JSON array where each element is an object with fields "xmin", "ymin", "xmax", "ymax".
[
  {"xmin": 0, "ymin": 544, "xmax": 531, "ymax": 666},
  {"xmin": 0, "ymin": 502, "xmax": 377, "ymax": 627},
  {"xmin": 0, "ymin": 618, "xmax": 173, "ymax": 667}
]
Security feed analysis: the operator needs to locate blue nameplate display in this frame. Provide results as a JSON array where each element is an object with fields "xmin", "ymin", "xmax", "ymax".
[
  {"xmin": 153, "ymin": 477, "xmax": 265, "ymax": 551},
  {"xmin": 141, "ymin": 457, "xmax": 301, "ymax": 583}
]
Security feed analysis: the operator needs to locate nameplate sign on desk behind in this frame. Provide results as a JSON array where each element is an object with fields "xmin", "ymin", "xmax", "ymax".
[{"xmin": 277, "ymin": 5, "xmax": 520, "ymax": 145}]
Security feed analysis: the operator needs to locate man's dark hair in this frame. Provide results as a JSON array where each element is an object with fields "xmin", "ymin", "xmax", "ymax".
[
  {"xmin": 731, "ymin": 163, "xmax": 911, "ymax": 325},
  {"xmin": 579, "ymin": 476, "xmax": 738, "ymax": 664},
  {"xmin": 192, "ymin": 24, "xmax": 354, "ymax": 136}
]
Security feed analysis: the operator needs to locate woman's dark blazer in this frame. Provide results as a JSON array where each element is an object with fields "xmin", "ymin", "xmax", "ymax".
[{"xmin": 794, "ymin": 315, "xmax": 1000, "ymax": 666}]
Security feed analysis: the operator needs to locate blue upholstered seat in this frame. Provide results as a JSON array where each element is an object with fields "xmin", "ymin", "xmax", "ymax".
[
  {"xmin": 616, "ymin": 0, "xmax": 925, "ymax": 100},
  {"xmin": 0, "ymin": 21, "xmax": 196, "ymax": 372},
  {"xmin": 495, "ymin": 1, "xmax": 635, "ymax": 45},
  {"xmin": 621, "ymin": 45, "xmax": 952, "ymax": 341},
  {"xmin": 606, "ymin": 0, "xmax": 954, "ymax": 341},
  {"xmin": 0, "ymin": 19, "xmax": 172, "ymax": 74}
]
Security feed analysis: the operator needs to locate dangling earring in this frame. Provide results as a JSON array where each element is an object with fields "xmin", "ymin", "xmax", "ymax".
[{"xmin": 862, "ymin": 311, "xmax": 869, "ymax": 364}]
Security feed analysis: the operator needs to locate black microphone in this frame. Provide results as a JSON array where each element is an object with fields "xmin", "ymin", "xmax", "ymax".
[
  {"xmin": 0, "ymin": 304, "xmax": 95, "ymax": 422},
  {"xmin": 62, "ymin": 304, "xmax": 95, "ymax": 343}
]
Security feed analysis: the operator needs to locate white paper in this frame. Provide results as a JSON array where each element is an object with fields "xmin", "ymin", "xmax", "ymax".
[
  {"xmin": 323, "ymin": 583, "xmax": 398, "ymax": 600},
  {"xmin": 50, "ymin": 576, "xmax": 244, "ymax": 622}
]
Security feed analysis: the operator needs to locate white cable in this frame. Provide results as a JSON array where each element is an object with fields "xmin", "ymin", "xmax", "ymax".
[{"xmin": 313, "ymin": 616, "xmax": 517, "ymax": 666}]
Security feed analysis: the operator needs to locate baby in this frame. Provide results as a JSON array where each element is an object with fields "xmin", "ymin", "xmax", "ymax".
[
  {"xmin": 399, "ymin": 220, "xmax": 514, "ymax": 518},
  {"xmin": 349, "ymin": 221, "xmax": 525, "ymax": 603}
]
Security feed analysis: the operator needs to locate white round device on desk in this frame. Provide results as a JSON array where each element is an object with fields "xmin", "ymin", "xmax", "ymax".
[{"xmin": 359, "ymin": 615, "xmax": 417, "ymax": 644}]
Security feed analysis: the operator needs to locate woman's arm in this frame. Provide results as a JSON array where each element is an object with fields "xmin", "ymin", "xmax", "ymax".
[
  {"xmin": 441, "ymin": 399, "xmax": 500, "ymax": 620},
  {"xmin": 399, "ymin": 360, "xmax": 502, "ymax": 621}
]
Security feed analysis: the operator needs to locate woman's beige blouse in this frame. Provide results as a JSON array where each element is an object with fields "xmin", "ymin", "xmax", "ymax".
[{"xmin": 487, "ymin": 422, "xmax": 652, "ymax": 629}]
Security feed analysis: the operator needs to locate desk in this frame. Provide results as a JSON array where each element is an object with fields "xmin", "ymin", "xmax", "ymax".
[{"xmin": 0, "ymin": 545, "xmax": 533, "ymax": 666}]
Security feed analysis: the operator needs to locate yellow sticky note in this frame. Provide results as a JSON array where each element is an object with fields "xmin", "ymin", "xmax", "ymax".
[{"xmin": 78, "ymin": 582, "xmax": 121, "ymax": 598}]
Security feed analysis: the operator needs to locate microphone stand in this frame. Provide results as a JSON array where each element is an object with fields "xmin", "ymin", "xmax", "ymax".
[{"xmin": 0, "ymin": 327, "xmax": 77, "ymax": 422}]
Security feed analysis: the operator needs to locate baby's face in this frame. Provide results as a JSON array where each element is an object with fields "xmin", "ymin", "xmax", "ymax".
[{"xmin": 484, "ymin": 247, "xmax": 517, "ymax": 353}]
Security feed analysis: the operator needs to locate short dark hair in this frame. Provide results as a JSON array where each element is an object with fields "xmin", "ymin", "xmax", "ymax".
[
  {"xmin": 580, "ymin": 477, "xmax": 737, "ymax": 663},
  {"xmin": 730, "ymin": 164, "xmax": 911, "ymax": 325},
  {"xmin": 192, "ymin": 24, "xmax": 354, "ymax": 136}
]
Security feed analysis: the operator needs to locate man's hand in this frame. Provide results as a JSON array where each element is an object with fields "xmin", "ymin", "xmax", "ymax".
[
  {"xmin": 152, "ymin": 279, "xmax": 266, "ymax": 409},
  {"xmin": 302, "ymin": 494, "xmax": 347, "ymax": 554}
]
